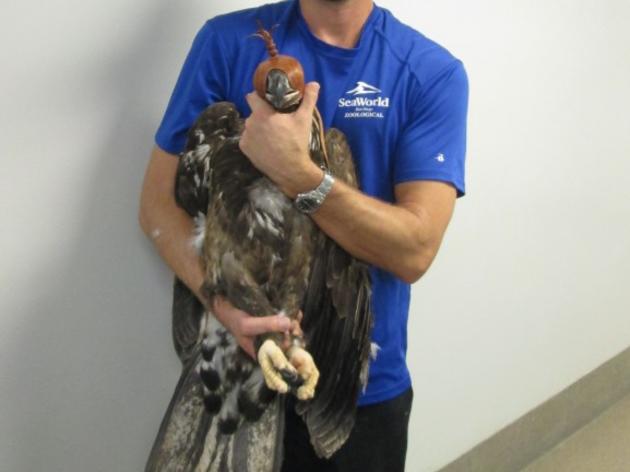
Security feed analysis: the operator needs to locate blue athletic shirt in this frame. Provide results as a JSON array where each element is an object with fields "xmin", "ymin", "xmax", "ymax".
[{"xmin": 155, "ymin": 0, "xmax": 469, "ymax": 405}]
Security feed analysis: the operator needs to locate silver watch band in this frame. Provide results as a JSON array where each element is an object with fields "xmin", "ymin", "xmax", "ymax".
[{"xmin": 294, "ymin": 171, "xmax": 335, "ymax": 214}]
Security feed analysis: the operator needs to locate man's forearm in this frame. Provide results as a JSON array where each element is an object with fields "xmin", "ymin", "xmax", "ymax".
[
  {"xmin": 240, "ymin": 85, "xmax": 455, "ymax": 284},
  {"xmin": 138, "ymin": 148, "xmax": 209, "ymax": 307},
  {"xmin": 139, "ymin": 191, "xmax": 209, "ymax": 306},
  {"xmin": 254, "ymin": 153, "xmax": 446, "ymax": 284},
  {"xmin": 309, "ymin": 173, "xmax": 435, "ymax": 284}
]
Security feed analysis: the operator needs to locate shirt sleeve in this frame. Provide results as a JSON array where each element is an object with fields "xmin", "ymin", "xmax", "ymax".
[
  {"xmin": 155, "ymin": 20, "xmax": 230, "ymax": 155},
  {"xmin": 393, "ymin": 60, "xmax": 469, "ymax": 197}
]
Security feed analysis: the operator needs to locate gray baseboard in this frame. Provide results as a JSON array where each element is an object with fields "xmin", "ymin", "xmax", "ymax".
[{"xmin": 437, "ymin": 345, "xmax": 630, "ymax": 472}]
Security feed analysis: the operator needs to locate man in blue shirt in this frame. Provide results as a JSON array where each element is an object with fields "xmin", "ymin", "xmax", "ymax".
[{"xmin": 140, "ymin": 0, "xmax": 468, "ymax": 470}]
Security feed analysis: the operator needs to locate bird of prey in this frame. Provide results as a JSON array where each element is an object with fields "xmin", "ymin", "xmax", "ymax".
[{"xmin": 145, "ymin": 25, "xmax": 373, "ymax": 472}]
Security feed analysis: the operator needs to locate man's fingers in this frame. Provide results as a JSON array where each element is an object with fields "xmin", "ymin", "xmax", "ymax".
[
  {"xmin": 291, "ymin": 312, "xmax": 303, "ymax": 337},
  {"xmin": 297, "ymin": 82, "xmax": 320, "ymax": 117},
  {"xmin": 240, "ymin": 314, "xmax": 291, "ymax": 336},
  {"xmin": 241, "ymin": 339, "xmax": 256, "ymax": 360},
  {"xmin": 280, "ymin": 331, "xmax": 292, "ymax": 351},
  {"xmin": 246, "ymin": 91, "xmax": 271, "ymax": 114}
]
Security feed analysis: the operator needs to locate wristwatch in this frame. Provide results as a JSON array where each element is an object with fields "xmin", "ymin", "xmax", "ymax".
[{"xmin": 294, "ymin": 170, "xmax": 335, "ymax": 214}]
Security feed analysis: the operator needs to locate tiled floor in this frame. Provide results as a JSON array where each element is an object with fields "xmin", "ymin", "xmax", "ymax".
[{"xmin": 522, "ymin": 394, "xmax": 630, "ymax": 472}]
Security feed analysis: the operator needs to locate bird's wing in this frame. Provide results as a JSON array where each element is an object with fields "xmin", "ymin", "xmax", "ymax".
[
  {"xmin": 298, "ymin": 127, "xmax": 374, "ymax": 459},
  {"xmin": 161, "ymin": 102, "xmax": 284, "ymax": 471},
  {"xmin": 171, "ymin": 102, "xmax": 242, "ymax": 364},
  {"xmin": 175, "ymin": 102, "xmax": 243, "ymax": 218}
]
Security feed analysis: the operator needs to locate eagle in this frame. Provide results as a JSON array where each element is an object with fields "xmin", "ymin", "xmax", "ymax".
[{"xmin": 146, "ymin": 25, "xmax": 374, "ymax": 472}]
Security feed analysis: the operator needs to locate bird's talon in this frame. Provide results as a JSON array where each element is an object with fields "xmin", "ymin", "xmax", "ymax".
[
  {"xmin": 288, "ymin": 346, "xmax": 320, "ymax": 400},
  {"xmin": 297, "ymin": 386, "xmax": 315, "ymax": 401},
  {"xmin": 258, "ymin": 339, "xmax": 293, "ymax": 393}
]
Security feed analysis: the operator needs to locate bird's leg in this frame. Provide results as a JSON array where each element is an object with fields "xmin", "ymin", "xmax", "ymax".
[
  {"xmin": 257, "ymin": 317, "xmax": 320, "ymax": 398},
  {"xmin": 281, "ymin": 311, "xmax": 319, "ymax": 400},
  {"xmin": 256, "ymin": 335, "xmax": 319, "ymax": 400},
  {"xmin": 286, "ymin": 340, "xmax": 320, "ymax": 401},
  {"xmin": 261, "ymin": 218, "xmax": 320, "ymax": 400},
  {"xmin": 256, "ymin": 308, "xmax": 318, "ymax": 400},
  {"xmin": 257, "ymin": 337, "xmax": 298, "ymax": 394},
  {"xmin": 219, "ymin": 251, "xmax": 300, "ymax": 393}
]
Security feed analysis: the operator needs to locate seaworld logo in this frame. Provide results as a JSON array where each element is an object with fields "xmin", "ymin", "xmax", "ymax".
[
  {"xmin": 340, "ymin": 81, "xmax": 390, "ymax": 119},
  {"xmin": 338, "ymin": 96, "xmax": 390, "ymax": 108},
  {"xmin": 346, "ymin": 81, "xmax": 382, "ymax": 95}
]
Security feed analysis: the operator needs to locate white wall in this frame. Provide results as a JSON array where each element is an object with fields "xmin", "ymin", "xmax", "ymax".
[{"xmin": 1, "ymin": 1, "xmax": 629, "ymax": 471}]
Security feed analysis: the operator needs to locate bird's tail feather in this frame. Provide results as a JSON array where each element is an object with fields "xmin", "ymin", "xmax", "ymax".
[{"xmin": 145, "ymin": 344, "xmax": 285, "ymax": 472}]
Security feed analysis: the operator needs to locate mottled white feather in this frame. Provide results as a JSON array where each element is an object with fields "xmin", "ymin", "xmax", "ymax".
[
  {"xmin": 248, "ymin": 185, "xmax": 289, "ymax": 222},
  {"xmin": 191, "ymin": 213, "xmax": 206, "ymax": 254},
  {"xmin": 370, "ymin": 342, "xmax": 381, "ymax": 360}
]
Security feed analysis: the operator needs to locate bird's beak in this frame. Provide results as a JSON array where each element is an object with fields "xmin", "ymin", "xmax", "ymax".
[{"xmin": 265, "ymin": 69, "xmax": 302, "ymax": 111}]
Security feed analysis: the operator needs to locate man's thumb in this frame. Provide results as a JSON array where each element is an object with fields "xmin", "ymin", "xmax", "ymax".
[
  {"xmin": 299, "ymin": 82, "xmax": 320, "ymax": 115},
  {"xmin": 240, "ymin": 314, "xmax": 291, "ymax": 336}
]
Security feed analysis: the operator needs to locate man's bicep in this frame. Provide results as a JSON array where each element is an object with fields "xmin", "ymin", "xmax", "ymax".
[
  {"xmin": 144, "ymin": 145, "xmax": 179, "ymax": 194},
  {"xmin": 394, "ymin": 61, "xmax": 469, "ymax": 197},
  {"xmin": 155, "ymin": 20, "xmax": 229, "ymax": 155},
  {"xmin": 394, "ymin": 179, "xmax": 456, "ymax": 254},
  {"xmin": 139, "ymin": 146, "xmax": 180, "ymax": 229}
]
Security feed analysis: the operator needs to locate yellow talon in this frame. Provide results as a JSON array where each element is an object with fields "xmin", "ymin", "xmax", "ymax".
[
  {"xmin": 288, "ymin": 346, "xmax": 320, "ymax": 400},
  {"xmin": 258, "ymin": 339, "xmax": 295, "ymax": 393}
]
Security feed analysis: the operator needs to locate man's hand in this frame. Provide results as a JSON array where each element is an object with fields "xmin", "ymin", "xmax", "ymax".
[
  {"xmin": 239, "ymin": 82, "xmax": 323, "ymax": 198},
  {"xmin": 211, "ymin": 296, "xmax": 302, "ymax": 359}
]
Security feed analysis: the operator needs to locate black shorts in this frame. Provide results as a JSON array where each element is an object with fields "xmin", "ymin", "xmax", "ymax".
[{"xmin": 281, "ymin": 387, "xmax": 413, "ymax": 472}]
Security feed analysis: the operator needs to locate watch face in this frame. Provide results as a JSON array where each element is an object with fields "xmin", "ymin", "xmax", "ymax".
[{"xmin": 296, "ymin": 196, "xmax": 318, "ymax": 213}]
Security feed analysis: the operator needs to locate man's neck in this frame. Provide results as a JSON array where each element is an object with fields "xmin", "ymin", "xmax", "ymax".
[{"xmin": 299, "ymin": 0, "xmax": 374, "ymax": 49}]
